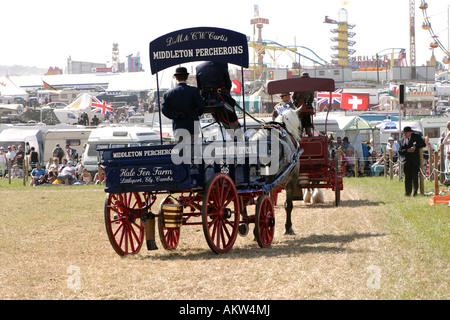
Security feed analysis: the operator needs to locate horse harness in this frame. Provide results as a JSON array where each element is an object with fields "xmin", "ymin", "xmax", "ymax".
[{"xmin": 262, "ymin": 122, "xmax": 301, "ymax": 152}]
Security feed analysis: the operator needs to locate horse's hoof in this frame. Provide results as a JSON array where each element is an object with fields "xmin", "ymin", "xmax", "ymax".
[{"xmin": 283, "ymin": 229, "xmax": 295, "ymax": 236}]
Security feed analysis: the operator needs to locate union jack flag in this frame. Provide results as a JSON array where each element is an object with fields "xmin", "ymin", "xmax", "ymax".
[
  {"xmin": 317, "ymin": 88, "xmax": 343, "ymax": 104},
  {"xmin": 91, "ymin": 97, "xmax": 113, "ymax": 115}
]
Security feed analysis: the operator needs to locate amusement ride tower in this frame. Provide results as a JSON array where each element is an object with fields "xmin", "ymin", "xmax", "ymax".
[{"xmin": 325, "ymin": 8, "xmax": 356, "ymax": 67}]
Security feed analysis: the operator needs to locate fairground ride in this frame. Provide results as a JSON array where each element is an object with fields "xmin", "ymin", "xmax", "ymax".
[
  {"xmin": 350, "ymin": 48, "xmax": 408, "ymax": 72},
  {"xmin": 324, "ymin": 8, "xmax": 356, "ymax": 68},
  {"xmin": 248, "ymin": 7, "xmax": 329, "ymax": 81},
  {"xmin": 248, "ymin": 40, "xmax": 329, "ymax": 70},
  {"xmin": 420, "ymin": 0, "xmax": 450, "ymax": 67}
]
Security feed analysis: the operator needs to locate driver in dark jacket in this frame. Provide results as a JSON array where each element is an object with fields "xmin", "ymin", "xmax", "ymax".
[{"xmin": 196, "ymin": 61, "xmax": 240, "ymax": 129}]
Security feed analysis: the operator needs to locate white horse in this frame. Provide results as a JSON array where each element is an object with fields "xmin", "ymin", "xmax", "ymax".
[{"xmin": 249, "ymin": 107, "xmax": 302, "ymax": 235}]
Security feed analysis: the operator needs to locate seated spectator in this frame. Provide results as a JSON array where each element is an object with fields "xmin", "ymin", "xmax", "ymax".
[
  {"xmin": 341, "ymin": 137, "xmax": 354, "ymax": 153},
  {"xmin": 94, "ymin": 167, "xmax": 106, "ymax": 184},
  {"xmin": 368, "ymin": 150, "xmax": 378, "ymax": 165},
  {"xmin": 47, "ymin": 166, "xmax": 59, "ymax": 184},
  {"xmin": 48, "ymin": 157, "xmax": 62, "ymax": 172},
  {"xmin": 371, "ymin": 154, "xmax": 386, "ymax": 176},
  {"xmin": 344, "ymin": 149, "xmax": 355, "ymax": 177},
  {"xmin": 7, "ymin": 164, "xmax": 23, "ymax": 178},
  {"xmin": 30, "ymin": 163, "xmax": 46, "ymax": 186},
  {"xmin": 75, "ymin": 158, "xmax": 84, "ymax": 179},
  {"xmin": 80, "ymin": 168, "xmax": 92, "ymax": 185},
  {"xmin": 58, "ymin": 160, "xmax": 77, "ymax": 185},
  {"xmin": 60, "ymin": 158, "xmax": 68, "ymax": 171}
]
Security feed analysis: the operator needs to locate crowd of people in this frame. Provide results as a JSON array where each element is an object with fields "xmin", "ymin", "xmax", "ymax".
[
  {"xmin": 331, "ymin": 126, "xmax": 446, "ymax": 195},
  {"xmin": 1, "ymin": 142, "xmax": 106, "ymax": 187},
  {"xmin": 29, "ymin": 156, "xmax": 105, "ymax": 186},
  {"xmin": 0, "ymin": 144, "xmax": 27, "ymax": 177}
]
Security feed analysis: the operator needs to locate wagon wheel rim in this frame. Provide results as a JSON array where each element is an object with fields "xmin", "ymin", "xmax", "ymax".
[
  {"xmin": 104, "ymin": 192, "xmax": 145, "ymax": 256},
  {"xmin": 255, "ymin": 195, "xmax": 275, "ymax": 248},
  {"xmin": 157, "ymin": 196, "xmax": 181, "ymax": 250},
  {"xmin": 202, "ymin": 173, "xmax": 240, "ymax": 254},
  {"xmin": 334, "ymin": 156, "xmax": 340, "ymax": 206}
]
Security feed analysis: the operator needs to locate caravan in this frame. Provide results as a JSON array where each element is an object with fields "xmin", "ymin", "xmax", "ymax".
[
  {"xmin": 420, "ymin": 117, "xmax": 449, "ymax": 146},
  {"xmin": 43, "ymin": 128, "xmax": 93, "ymax": 165},
  {"xmin": 83, "ymin": 126, "xmax": 162, "ymax": 175},
  {"xmin": 0, "ymin": 128, "xmax": 44, "ymax": 164}
]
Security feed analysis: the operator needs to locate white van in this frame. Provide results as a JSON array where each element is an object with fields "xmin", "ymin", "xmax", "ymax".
[
  {"xmin": 52, "ymin": 109, "xmax": 79, "ymax": 125},
  {"xmin": 83, "ymin": 126, "xmax": 162, "ymax": 175},
  {"xmin": 420, "ymin": 117, "xmax": 450, "ymax": 146},
  {"xmin": 43, "ymin": 128, "xmax": 93, "ymax": 165}
]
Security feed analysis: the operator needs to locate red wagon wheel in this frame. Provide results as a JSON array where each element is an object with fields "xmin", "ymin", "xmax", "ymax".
[
  {"xmin": 202, "ymin": 173, "xmax": 240, "ymax": 254},
  {"xmin": 157, "ymin": 196, "xmax": 181, "ymax": 250},
  {"xmin": 104, "ymin": 192, "xmax": 145, "ymax": 256},
  {"xmin": 254, "ymin": 195, "xmax": 275, "ymax": 248}
]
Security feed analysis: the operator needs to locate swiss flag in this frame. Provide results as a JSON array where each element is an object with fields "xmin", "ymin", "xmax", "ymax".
[
  {"xmin": 230, "ymin": 79, "xmax": 242, "ymax": 93},
  {"xmin": 340, "ymin": 93, "xmax": 369, "ymax": 110}
]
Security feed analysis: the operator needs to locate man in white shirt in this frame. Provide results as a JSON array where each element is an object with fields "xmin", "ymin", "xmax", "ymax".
[{"xmin": 58, "ymin": 160, "xmax": 77, "ymax": 184}]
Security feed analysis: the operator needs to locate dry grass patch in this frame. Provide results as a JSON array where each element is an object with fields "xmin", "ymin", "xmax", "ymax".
[{"xmin": 0, "ymin": 179, "xmax": 448, "ymax": 300}]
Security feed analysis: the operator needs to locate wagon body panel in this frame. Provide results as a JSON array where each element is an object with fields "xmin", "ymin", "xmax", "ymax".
[{"xmin": 99, "ymin": 140, "xmax": 288, "ymax": 194}]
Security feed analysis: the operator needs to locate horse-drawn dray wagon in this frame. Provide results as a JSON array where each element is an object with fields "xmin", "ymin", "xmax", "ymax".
[
  {"xmin": 267, "ymin": 77, "xmax": 344, "ymax": 206},
  {"xmin": 100, "ymin": 27, "xmax": 303, "ymax": 256}
]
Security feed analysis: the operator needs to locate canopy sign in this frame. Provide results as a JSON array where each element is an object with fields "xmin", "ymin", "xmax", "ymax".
[{"xmin": 149, "ymin": 27, "xmax": 249, "ymax": 74}]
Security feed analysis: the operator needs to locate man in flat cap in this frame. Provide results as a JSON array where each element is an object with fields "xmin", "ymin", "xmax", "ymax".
[
  {"xmin": 398, "ymin": 126, "xmax": 426, "ymax": 197},
  {"xmin": 162, "ymin": 67, "xmax": 205, "ymax": 140},
  {"xmin": 272, "ymin": 92, "xmax": 295, "ymax": 120}
]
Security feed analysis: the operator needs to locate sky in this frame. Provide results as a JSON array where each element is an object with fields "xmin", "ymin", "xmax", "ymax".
[{"xmin": 1, "ymin": 0, "xmax": 450, "ymax": 73}]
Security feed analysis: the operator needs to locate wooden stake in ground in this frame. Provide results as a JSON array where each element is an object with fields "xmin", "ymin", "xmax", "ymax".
[
  {"xmin": 435, "ymin": 150, "xmax": 439, "ymax": 196},
  {"xmin": 420, "ymin": 148, "xmax": 424, "ymax": 195}
]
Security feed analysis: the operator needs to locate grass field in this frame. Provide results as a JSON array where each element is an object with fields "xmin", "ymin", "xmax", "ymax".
[{"xmin": 0, "ymin": 176, "xmax": 448, "ymax": 300}]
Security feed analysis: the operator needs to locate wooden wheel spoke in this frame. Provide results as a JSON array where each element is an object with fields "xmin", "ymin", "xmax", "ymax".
[
  {"xmin": 221, "ymin": 221, "xmax": 232, "ymax": 241},
  {"xmin": 113, "ymin": 221, "xmax": 124, "ymax": 238},
  {"xmin": 213, "ymin": 181, "xmax": 222, "ymax": 204},
  {"xmin": 127, "ymin": 225, "xmax": 135, "ymax": 253},
  {"xmin": 222, "ymin": 183, "xmax": 233, "ymax": 206}
]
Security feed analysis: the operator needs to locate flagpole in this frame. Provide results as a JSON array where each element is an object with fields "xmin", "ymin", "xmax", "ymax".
[{"xmin": 156, "ymin": 72, "xmax": 163, "ymax": 145}]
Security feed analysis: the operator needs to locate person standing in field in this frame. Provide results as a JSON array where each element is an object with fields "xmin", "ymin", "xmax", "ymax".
[{"xmin": 398, "ymin": 126, "xmax": 426, "ymax": 197}]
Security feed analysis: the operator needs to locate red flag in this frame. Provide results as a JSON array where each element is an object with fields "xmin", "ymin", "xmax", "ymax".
[
  {"xmin": 340, "ymin": 93, "xmax": 369, "ymax": 110},
  {"xmin": 43, "ymin": 80, "xmax": 57, "ymax": 90},
  {"xmin": 230, "ymin": 79, "xmax": 242, "ymax": 93}
]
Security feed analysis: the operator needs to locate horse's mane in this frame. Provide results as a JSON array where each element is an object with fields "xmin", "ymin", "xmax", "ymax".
[{"xmin": 274, "ymin": 108, "xmax": 301, "ymax": 141}]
